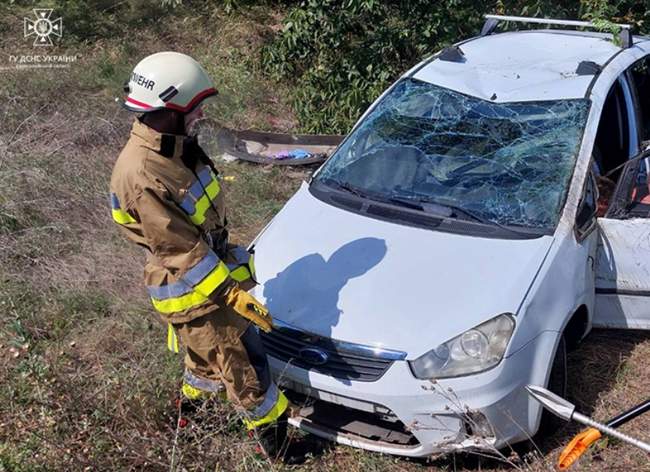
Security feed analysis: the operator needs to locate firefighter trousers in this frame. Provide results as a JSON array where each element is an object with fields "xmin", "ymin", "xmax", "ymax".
[
  {"xmin": 174, "ymin": 306, "xmax": 272, "ymax": 410},
  {"xmin": 172, "ymin": 305, "xmax": 288, "ymax": 427}
]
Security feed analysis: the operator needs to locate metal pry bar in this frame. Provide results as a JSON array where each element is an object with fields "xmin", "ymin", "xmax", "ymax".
[
  {"xmin": 481, "ymin": 14, "xmax": 633, "ymax": 48},
  {"xmin": 526, "ymin": 385, "xmax": 650, "ymax": 454}
]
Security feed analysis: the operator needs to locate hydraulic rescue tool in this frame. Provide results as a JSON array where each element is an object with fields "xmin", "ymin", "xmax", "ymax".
[
  {"xmin": 525, "ymin": 385, "xmax": 650, "ymax": 457},
  {"xmin": 556, "ymin": 397, "xmax": 650, "ymax": 469}
]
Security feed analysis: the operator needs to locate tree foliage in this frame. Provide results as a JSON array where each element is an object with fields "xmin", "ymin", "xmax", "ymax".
[{"xmin": 262, "ymin": 0, "xmax": 650, "ymax": 133}]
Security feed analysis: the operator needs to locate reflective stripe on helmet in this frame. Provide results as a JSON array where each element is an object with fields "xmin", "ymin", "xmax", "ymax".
[
  {"xmin": 125, "ymin": 96, "xmax": 154, "ymax": 110},
  {"xmin": 148, "ymin": 251, "xmax": 230, "ymax": 314},
  {"xmin": 242, "ymin": 384, "xmax": 289, "ymax": 430},
  {"xmin": 110, "ymin": 193, "xmax": 136, "ymax": 225},
  {"xmin": 165, "ymin": 87, "xmax": 217, "ymax": 113},
  {"xmin": 124, "ymin": 87, "xmax": 217, "ymax": 113}
]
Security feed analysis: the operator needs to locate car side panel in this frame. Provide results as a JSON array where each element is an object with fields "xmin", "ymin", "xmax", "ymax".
[{"xmin": 507, "ymin": 227, "xmax": 598, "ymax": 432}]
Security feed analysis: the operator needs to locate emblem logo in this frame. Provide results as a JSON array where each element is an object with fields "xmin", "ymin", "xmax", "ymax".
[
  {"xmin": 24, "ymin": 9, "xmax": 62, "ymax": 47},
  {"xmin": 298, "ymin": 347, "xmax": 329, "ymax": 366}
]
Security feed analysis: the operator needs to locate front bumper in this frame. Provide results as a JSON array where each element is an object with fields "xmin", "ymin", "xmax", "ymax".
[{"xmin": 269, "ymin": 330, "xmax": 557, "ymax": 457}]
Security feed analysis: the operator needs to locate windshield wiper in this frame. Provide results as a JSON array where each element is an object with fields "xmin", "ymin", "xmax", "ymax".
[
  {"xmin": 390, "ymin": 193, "xmax": 534, "ymax": 236},
  {"xmin": 430, "ymin": 201, "xmax": 535, "ymax": 236},
  {"xmin": 432, "ymin": 201, "xmax": 486, "ymax": 223},
  {"xmin": 387, "ymin": 196, "xmax": 426, "ymax": 211},
  {"xmin": 322, "ymin": 179, "xmax": 368, "ymax": 198},
  {"xmin": 325, "ymin": 181, "xmax": 421, "ymax": 210},
  {"xmin": 387, "ymin": 196, "xmax": 453, "ymax": 215},
  {"xmin": 327, "ymin": 181, "xmax": 443, "ymax": 215}
]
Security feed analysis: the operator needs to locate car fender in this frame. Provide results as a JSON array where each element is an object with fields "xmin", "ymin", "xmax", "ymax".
[{"xmin": 505, "ymin": 226, "xmax": 597, "ymax": 433}]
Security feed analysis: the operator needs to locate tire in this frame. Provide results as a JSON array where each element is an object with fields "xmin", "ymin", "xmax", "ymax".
[{"xmin": 538, "ymin": 333, "xmax": 568, "ymax": 435}]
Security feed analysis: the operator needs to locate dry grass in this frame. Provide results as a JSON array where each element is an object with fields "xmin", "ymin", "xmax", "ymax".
[{"xmin": 1, "ymin": 4, "xmax": 649, "ymax": 472}]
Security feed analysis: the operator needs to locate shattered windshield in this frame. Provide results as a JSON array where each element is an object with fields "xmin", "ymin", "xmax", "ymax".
[{"xmin": 316, "ymin": 79, "xmax": 590, "ymax": 230}]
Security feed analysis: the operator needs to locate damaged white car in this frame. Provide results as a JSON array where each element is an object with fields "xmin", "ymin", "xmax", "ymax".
[{"xmin": 250, "ymin": 15, "xmax": 650, "ymax": 456}]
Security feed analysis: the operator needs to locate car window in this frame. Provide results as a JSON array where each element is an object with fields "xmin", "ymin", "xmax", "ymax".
[
  {"xmin": 316, "ymin": 79, "xmax": 590, "ymax": 230},
  {"xmin": 593, "ymin": 78, "xmax": 633, "ymax": 179},
  {"xmin": 623, "ymin": 58, "xmax": 650, "ymax": 217},
  {"xmin": 597, "ymin": 60, "xmax": 650, "ymax": 219},
  {"xmin": 605, "ymin": 156, "xmax": 650, "ymax": 218},
  {"xmin": 628, "ymin": 57, "xmax": 650, "ymax": 141}
]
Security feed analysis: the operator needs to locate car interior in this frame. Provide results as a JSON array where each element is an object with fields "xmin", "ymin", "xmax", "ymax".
[{"xmin": 593, "ymin": 61, "xmax": 650, "ymax": 218}]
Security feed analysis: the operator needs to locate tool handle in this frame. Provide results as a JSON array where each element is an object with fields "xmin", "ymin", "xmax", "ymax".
[
  {"xmin": 609, "ymin": 399, "xmax": 650, "ymax": 428},
  {"xmin": 573, "ymin": 412, "xmax": 650, "ymax": 453},
  {"xmin": 558, "ymin": 399, "xmax": 650, "ymax": 469},
  {"xmin": 558, "ymin": 428, "xmax": 602, "ymax": 470}
]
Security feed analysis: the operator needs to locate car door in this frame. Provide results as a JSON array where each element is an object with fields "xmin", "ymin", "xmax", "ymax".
[{"xmin": 594, "ymin": 65, "xmax": 650, "ymax": 330}]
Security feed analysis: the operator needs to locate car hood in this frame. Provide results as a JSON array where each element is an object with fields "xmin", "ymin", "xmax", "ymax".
[{"xmin": 251, "ymin": 183, "xmax": 554, "ymax": 358}]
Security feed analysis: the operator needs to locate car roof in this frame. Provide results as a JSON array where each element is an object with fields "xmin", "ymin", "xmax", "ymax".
[{"xmin": 412, "ymin": 30, "xmax": 649, "ymax": 103}]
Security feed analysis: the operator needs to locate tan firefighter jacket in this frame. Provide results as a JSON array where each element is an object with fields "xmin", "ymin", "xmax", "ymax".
[{"xmin": 109, "ymin": 119, "xmax": 254, "ymax": 323}]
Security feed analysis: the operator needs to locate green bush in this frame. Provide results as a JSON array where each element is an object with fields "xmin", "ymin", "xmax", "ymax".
[
  {"xmin": 262, "ymin": 0, "xmax": 650, "ymax": 133},
  {"xmin": 262, "ymin": 0, "xmax": 480, "ymax": 132}
]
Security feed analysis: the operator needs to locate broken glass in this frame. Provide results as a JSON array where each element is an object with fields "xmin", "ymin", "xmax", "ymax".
[{"xmin": 316, "ymin": 79, "xmax": 590, "ymax": 229}]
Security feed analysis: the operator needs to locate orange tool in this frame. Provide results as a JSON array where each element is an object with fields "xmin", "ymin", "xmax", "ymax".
[{"xmin": 558, "ymin": 398, "xmax": 650, "ymax": 470}]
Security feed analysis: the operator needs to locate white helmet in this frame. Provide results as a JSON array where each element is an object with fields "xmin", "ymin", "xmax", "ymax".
[{"xmin": 123, "ymin": 51, "xmax": 217, "ymax": 113}]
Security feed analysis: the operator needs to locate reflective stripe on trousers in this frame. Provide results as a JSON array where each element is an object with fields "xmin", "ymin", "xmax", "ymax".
[
  {"xmin": 147, "ymin": 249, "xmax": 230, "ymax": 314},
  {"xmin": 242, "ymin": 383, "xmax": 289, "ymax": 430},
  {"xmin": 239, "ymin": 326, "xmax": 288, "ymax": 429},
  {"xmin": 183, "ymin": 369, "xmax": 226, "ymax": 394}
]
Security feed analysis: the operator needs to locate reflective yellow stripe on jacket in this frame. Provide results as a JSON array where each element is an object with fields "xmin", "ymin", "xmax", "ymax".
[
  {"xmin": 228, "ymin": 246, "xmax": 256, "ymax": 283},
  {"xmin": 110, "ymin": 193, "xmax": 136, "ymax": 225},
  {"xmin": 178, "ymin": 167, "xmax": 221, "ymax": 226},
  {"xmin": 148, "ymin": 250, "xmax": 230, "ymax": 314}
]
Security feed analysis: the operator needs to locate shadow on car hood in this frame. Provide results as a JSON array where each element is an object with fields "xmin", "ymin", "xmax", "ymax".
[{"xmin": 251, "ymin": 183, "xmax": 554, "ymax": 358}]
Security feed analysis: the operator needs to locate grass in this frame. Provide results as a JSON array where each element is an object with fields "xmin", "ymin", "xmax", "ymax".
[{"xmin": 1, "ymin": 2, "xmax": 649, "ymax": 471}]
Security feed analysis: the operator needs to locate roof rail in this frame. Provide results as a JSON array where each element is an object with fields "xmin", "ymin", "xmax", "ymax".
[{"xmin": 481, "ymin": 14, "xmax": 633, "ymax": 49}]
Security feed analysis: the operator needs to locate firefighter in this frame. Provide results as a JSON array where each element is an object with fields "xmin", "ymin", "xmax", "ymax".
[{"xmin": 109, "ymin": 51, "xmax": 289, "ymax": 457}]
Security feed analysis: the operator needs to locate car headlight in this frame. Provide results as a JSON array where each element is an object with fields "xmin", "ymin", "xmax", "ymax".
[{"xmin": 409, "ymin": 314, "xmax": 515, "ymax": 379}]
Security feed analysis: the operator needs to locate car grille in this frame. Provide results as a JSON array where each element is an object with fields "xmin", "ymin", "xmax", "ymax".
[{"xmin": 260, "ymin": 321, "xmax": 407, "ymax": 382}]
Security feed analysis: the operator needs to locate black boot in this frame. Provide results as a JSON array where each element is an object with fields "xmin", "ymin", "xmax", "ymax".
[
  {"xmin": 281, "ymin": 434, "xmax": 330, "ymax": 465},
  {"xmin": 253, "ymin": 414, "xmax": 330, "ymax": 464},
  {"xmin": 255, "ymin": 413, "xmax": 289, "ymax": 459},
  {"xmin": 171, "ymin": 396, "xmax": 206, "ymax": 429}
]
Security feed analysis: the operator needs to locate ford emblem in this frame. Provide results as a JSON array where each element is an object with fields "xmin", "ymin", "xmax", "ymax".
[{"xmin": 298, "ymin": 347, "xmax": 329, "ymax": 366}]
